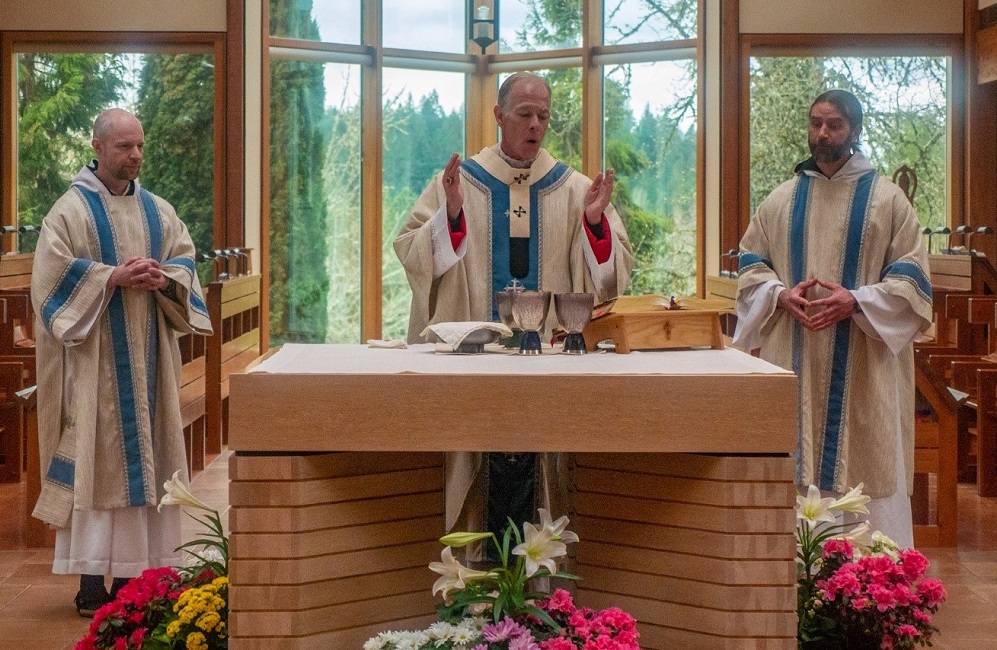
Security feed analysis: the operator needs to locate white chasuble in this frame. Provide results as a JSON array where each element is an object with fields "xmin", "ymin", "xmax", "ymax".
[
  {"xmin": 394, "ymin": 146, "xmax": 634, "ymax": 535},
  {"xmin": 735, "ymin": 155, "xmax": 932, "ymax": 498},
  {"xmin": 32, "ymin": 170, "xmax": 212, "ymax": 529},
  {"xmin": 395, "ymin": 145, "xmax": 633, "ymax": 344}
]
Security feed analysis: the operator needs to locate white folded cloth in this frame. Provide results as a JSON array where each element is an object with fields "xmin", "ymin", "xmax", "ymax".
[
  {"xmin": 420, "ymin": 321, "xmax": 512, "ymax": 351},
  {"xmin": 366, "ymin": 338, "xmax": 408, "ymax": 349}
]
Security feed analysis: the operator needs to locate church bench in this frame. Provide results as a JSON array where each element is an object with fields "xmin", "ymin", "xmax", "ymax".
[
  {"xmin": 0, "ymin": 361, "xmax": 24, "ymax": 483},
  {"xmin": 205, "ymin": 274, "xmax": 262, "ymax": 458},
  {"xmin": 177, "ymin": 329, "xmax": 208, "ymax": 474},
  {"xmin": 974, "ymin": 368, "xmax": 997, "ymax": 496},
  {"xmin": 912, "ymin": 353, "xmax": 959, "ymax": 547}
]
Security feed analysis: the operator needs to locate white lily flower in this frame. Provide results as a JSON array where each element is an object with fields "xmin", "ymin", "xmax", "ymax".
[
  {"xmin": 830, "ymin": 483, "xmax": 871, "ymax": 515},
  {"xmin": 511, "ymin": 522, "xmax": 566, "ymax": 577},
  {"xmin": 428, "ymin": 546, "xmax": 491, "ymax": 598},
  {"xmin": 537, "ymin": 508, "xmax": 579, "ymax": 545},
  {"xmin": 841, "ymin": 521, "xmax": 873, "ymax": 551},
  {"xmin": 796, "ymin": 485, "xmax": 835, "ymax": 526},
  {"xmin": 158, "ymin": 469, "xmax": 213, "ymax": 513}
]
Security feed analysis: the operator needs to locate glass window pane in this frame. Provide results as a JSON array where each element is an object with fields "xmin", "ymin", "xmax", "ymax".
[
  {"xmin": 15, "ymin": 52, "xmax": 215, "ymax": 258},
  {"xmin": 384, "ymin": 0, "xmax": 464, "ymax": 52},
  {"xmin": 749, "ymin": 56, "xmax": 948, "ymax": 230},
  {"xmin": 604, "ymin": 0, "xmax": 699, "ymax": 45},
  {"xmin": 606, "ymin": 59, "xmax": 698, "ymax": 296},
  {"xmin": 382, "ymin": 69, "xmax": 466, "ymax": 341},
  {"xmin": 500, "ymin": 0, "xmax": 582, "ymax": 53},
  {"xmin": 270, "ymin": 60, "xmax": 360, "ymax": 344},
  {"xmin": 270, "ymin": 0, "xmax": 361, "ymax": 45}
]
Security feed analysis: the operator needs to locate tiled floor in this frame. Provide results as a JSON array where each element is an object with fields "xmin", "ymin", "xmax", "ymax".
[
  {"xmin": 1, "ymin": 453, "xmax": 995, "ymax": 649},
  {"xmin": 0, "ymin": 453, "xmax": 230, "ymax": 650}
]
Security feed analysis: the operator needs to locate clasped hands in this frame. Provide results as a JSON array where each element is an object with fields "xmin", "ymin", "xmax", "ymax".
[
  {"xmin": 108, "ymin": 257, "xmax": 169, "ymax": 292},
  {"xmin": 441, "ymin": 152, "xmax": 614, "ymax": 226},
  {"xmin": 777, "ymin": 278, "xmax": 859, "ymax": 331}
]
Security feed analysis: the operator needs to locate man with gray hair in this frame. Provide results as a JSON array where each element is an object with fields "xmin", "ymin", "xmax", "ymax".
[
  {"xmin": 734, "ymin": 90, "xmax": 932, "ymax": 548},
  {"xmin": 394, "ymin": 72, "xmax": 633, "ymax": 552}
]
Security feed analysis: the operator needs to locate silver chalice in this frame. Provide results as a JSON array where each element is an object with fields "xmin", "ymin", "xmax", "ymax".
[
  {"xmin": 554, "ymin": 292, "xmax": 594, "ymax": 354},
  {"xmin": 511, "ymin": 290, "xmax": 551, "ymax": 355}
]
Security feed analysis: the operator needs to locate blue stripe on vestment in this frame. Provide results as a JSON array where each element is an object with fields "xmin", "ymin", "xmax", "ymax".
[
  {"xmin": 41, "ymin": 258, "xmax": 95, "ymax": 332},
  {"xmin": 737, "ymin": 252, "xmax": 773, "ymax": 272},
  {"xmin": 139, "ymin": 189, "xmax": 162, "ymax": 437},
  {"xmin": 788, "ymin": 174, "xmax": 812, "ymax": 483},
  {"xmin": 77, "ymin": 186, "xmax": 148, "ymax": 506},
  {"xmin": 819, "ymin": 170, "xmax": 876, "ymax": 490},
  {"xmin": 462, "ymin": 160, "xmax": 570, "ymax": 320},
  {"xmin": 45, "ymin": 455, "xmax": 75, "ymax": 490},
  {"xmin": 162, "ymin": 256, "xmax": 208, "ymax": 316},
  {"xmin": 881, "ymin": 260, "xmax": 932, "ymax": 302}
]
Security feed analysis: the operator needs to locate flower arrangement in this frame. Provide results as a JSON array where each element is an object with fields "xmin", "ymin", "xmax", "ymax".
[
  {"xmin": 76, "ymin": 471, "xmax": 229, "ymax": 650},
  {"xmin": 796, "ymin": 484, "xmax": 947, "ymax": 649},
  {"xmin": 364, "ymin": 509, "xmax": 640, "ymax": 650}
]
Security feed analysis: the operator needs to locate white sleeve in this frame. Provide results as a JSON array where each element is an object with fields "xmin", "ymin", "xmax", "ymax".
[
  {"xmin": 850, "ymin": 285, "xmax": 922, "ymax": 355},
  {"xmin": 431, "ymin": 204, "xmax": 468, "ymax": 279},
  {"xmin": 581, "ymin": 226, "xmax": 617, "ymax": 296},
  {"xmin": 732, "ymin": 279, "xmax": 784, "ymax": 351}
]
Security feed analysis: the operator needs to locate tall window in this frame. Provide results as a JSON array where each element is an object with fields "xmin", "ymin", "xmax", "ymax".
[
  {"xmin": 749, "ymin": 56, "xmax": 949, "ymax": 230},
  {"xmin": 266, "ymin": 0, "xmax": 702, "ymax": 344},
  {"xmin": 14, "ymin": 50, "xmax": 216, "ymax": 258}
]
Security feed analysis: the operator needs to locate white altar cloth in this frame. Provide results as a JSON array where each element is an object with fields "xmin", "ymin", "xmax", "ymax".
[{"xmin": 250, "ymin": 343, "xmax": 792, "ymax": 376}]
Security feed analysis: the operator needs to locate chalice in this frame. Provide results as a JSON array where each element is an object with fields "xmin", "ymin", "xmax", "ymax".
[
  {"xmin": 511, "ymin": 290, "xmax": 551, "ymax": 355},
  {"xmin": 495, "ymin": 289, "xmax": 521, "ymax": 348},
  {"xmin": 554, "ymin": 292, "xmax": 594, "ymax": 354}
]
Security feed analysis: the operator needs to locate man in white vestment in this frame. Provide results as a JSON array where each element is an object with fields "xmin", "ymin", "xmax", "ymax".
[
  {"xmin": 394, "ymin": 72, "xmax": 634, "ymax": 553},
  {"xmin": 734, "ymin": 90, "xmax": 932, "ymax": 548},
  {"xmin": 31, "ymin": 108, "xmax": 212, "ymax": 615}
]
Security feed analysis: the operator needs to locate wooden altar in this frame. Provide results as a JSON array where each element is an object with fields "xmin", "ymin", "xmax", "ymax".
[{"xmin": 227, "ymin": 344, "xmax": 798, "ymax": 649}]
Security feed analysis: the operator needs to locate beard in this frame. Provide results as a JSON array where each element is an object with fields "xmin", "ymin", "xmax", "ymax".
[{"xmin": 809, "ymin": 139, "xmax": 851, "ymax": 164}]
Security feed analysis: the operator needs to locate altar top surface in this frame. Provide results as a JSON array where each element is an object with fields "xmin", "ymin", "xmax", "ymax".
[
  {"xmin": 230, "ymin": 343, "xmax": 797, "ymax": 454},
  {"xmin": 249, "ymin": 343, "xmax": 792, "ymax": 376}
]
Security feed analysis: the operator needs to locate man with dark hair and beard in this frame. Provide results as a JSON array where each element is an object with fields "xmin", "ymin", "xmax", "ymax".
[{"xmin": 733, "ymin": 89, "xmax": 932, "ymax": 548}]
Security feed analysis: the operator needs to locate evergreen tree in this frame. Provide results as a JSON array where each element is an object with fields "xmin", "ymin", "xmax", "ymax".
[
  {"xmin": 268, "ymin": 0, "xmax": 330, "ymax": 343},
  {"xmin": 135, "ymin": 54, "xmax": 215, "ymax": 258},
  {"xmin": 17, "ymin": 53, "xmax": 123, "ymax": 249}
]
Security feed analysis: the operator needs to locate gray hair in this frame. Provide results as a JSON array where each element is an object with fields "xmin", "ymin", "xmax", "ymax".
[{"xmin": 497, "ymin": 72, "xmax": 551, "ymax": 109}]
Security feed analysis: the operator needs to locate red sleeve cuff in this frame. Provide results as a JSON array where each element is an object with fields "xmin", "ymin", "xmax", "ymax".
[
  {"xmin": 449, "ymin": 210, "xmax": 466, "ymax": 251},
  {"xmin": 584, "ymin": 214, "xmax": 612, "ymax": 264}
]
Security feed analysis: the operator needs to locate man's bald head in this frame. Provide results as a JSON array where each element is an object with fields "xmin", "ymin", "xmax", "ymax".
[
  {"xmin": 93, "ymin": 108, "xmax": 142, "ymax": 142},
  {"xmin": 91, "ymin": 108, "xmax": 145, "ymax": 195}
]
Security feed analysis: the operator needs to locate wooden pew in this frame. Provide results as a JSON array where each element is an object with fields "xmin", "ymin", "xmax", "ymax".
[
  {"xmin": 205, "ymin": 275, "xmax": 262, "ymax": 459},
  {"xmin": 975, "ymin": 368, "xmax": 997, "ymax": 496},
  {"xmin": 178, "ymin": 329, "xmax": 208, "ymax": 474},
  {"xmin": 913, "ymin": 353, "xmax": 959, "ymax": 547}
]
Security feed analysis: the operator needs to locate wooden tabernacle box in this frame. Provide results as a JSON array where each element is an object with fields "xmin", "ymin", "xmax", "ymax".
[{"xmin": 582, "ymin": 294, "xmax": 728, "ymax": 353}]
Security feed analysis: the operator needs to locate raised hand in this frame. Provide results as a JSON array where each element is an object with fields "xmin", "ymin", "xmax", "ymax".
[
  {"xmin": 584, "ymin": 168, "xmax": 615, "ymax": 225},
  {"xmin": 442, "ymin": 152, "xmax": 464, "ymax": 219}
]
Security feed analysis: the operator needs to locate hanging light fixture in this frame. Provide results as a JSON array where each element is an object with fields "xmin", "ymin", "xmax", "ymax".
[{"xmin": 469, "ymin": 0, "xmax": 498, "ymax": 54}]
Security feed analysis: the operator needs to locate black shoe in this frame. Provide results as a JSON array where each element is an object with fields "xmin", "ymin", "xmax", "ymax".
[{"xmin": 74, "ymin": 587, "xmax": 112, "ymax": 618}]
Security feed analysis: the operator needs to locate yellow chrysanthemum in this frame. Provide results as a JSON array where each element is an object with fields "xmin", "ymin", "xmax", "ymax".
[
  {"xmin": 196, "ymin": 611, "xmax": 222, "ymax": 632},
  {"xmin": 166, "ymin": 620, "xmax": 181, "ymax": 638},
  {"xmin": 185, "ymin": 631, "xmax": 208, "ymax": 650}
]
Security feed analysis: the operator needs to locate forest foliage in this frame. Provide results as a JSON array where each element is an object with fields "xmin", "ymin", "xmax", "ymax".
[{"xmin": 14, "ymin": 1, "xmax": 948, "ymax": 345}]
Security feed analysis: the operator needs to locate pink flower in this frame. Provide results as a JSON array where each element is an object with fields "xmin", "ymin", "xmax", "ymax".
[
  {"xmin": 917, "ymin": 578, "xmax": 947, "ymax": 608},
  {"xmin": 540, "ymin": 639, "xmax": 576, "ymax": 650},
  {"xmin": 483, "ymin": 618, "xmax": 528, "ymax": 642},
  {"xmin": 895, "ymin": 624, "xmax": 920, "ymax": 638},
  {"xmin": 544, "ymin": 588, "xmax": 577, "ymax": 614},
  {"xmin": 899, "ymin": 549, "xmax": 930, "ymax": 580},
  {"xmin": 822, "ymin": 538, "xmax": 854, "ymax": 559}
]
